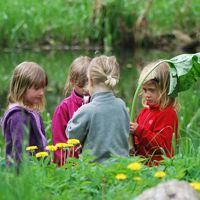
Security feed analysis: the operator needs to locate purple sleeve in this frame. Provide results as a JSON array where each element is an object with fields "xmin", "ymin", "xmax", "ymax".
[{"xmin": 5, "ymin": 112, "xmax": 29, "ymax": 164}]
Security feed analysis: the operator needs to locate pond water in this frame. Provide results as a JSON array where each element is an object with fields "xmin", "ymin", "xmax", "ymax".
[{"xmin": 0, "ymin": 49, "xmax": 177, "ymax": 116}]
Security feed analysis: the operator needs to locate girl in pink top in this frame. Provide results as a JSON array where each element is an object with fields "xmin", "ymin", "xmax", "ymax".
[{"xmin": 51, "ymin": 56, "xmax": 91, "ymax": 165}]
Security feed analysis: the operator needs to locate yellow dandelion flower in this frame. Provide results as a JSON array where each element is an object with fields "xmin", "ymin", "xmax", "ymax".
[
  {"xmin": 35, "ymin": 152, "xmax": 48, "ymax": 158},
  {"xmin": 133, "ymin": 176, "xmax": 142, "ymax": 182},
  {"xmin": 190, "ymin": 182, "xmax": 200, "ymax": 191},
  {"xmin": 55, "ymin": 143, "xmax": 68, "ymax": 149},
  {"xmin": 46, "ymin": 145, "xmax": 57, "ymax": 152},
  {"xmin": 154, "ymin": 171, "xmax": 166, "ymax": 178},
  {"xmin": 127, "ymin": 162, "xmax": 142, "ymax": 171},
  {"xmin": 26, "ymin": 146, "xmax": 38, "ymax": 151},
  {"xmin": 115, "ymin": 173, "xmax": 127, "ymax": 180},
  {"xmin": 65, "ymin": 143, "xmax": 74, "ymax": 148},
  {"xmin": 67, "ymin": 139, "xmax": 80, "ymax": 145}
]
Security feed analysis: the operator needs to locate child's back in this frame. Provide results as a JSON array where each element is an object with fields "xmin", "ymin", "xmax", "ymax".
[
  {"xmin": 67, "ymin": 55, "xmax": 130, "ymax": 162},
  {"xmin": 68, "ymin": 91, "xmax": 129, "ymax": 162}
]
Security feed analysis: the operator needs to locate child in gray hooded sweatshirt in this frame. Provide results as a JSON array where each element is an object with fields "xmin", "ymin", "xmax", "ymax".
[{"xmin": 66, "ymin": 55, "xmax": 129, "ymax": 162}]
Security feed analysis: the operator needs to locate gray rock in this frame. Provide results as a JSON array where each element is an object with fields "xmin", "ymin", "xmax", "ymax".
[{"xmin": 135, "ymin": 180, "xmax": 200, "ymax": 200}]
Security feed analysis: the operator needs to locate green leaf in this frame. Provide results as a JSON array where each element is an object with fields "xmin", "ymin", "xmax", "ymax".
[
  {"xmin": 129, "ymin": 53, "xmax": 200, "ymax": 148},
  {"xmin": 168, "ymin": 53, "xmax": 200, "ymax": 97}
]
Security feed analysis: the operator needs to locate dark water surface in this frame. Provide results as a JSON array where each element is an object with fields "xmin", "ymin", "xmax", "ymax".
[{"xmin": 0, "ymin": 49, "xmax": 176, "ymax": 116}]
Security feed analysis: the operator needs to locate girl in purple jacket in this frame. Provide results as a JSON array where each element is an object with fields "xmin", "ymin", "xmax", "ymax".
[
  {"xmin": 51, "ymin": 56, "xmax": 91, "ymax": 166},
  {"xmin": 1, "ymin": 62, "xmax": 48, "ymax": 167}
]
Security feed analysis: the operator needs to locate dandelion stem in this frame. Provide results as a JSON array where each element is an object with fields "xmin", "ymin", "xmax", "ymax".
[
  {"xmin": 63, "ymin": 150, "xmax": 66, "ymax": 165},
  {"xmin": 72, "ymin": 146, "xmax": 75, "ymax": 157},
  {"xmin": 60, "ymin": 149, "xmax": 63, "ymax": 166}
]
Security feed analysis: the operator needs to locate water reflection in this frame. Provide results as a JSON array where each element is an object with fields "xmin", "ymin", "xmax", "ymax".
[{"xmin": 0, "ymin": 49, "xmax": 177, "ymax": 115}]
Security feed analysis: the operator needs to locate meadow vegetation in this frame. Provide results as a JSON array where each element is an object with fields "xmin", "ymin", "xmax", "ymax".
[
  {"xmin": 0, "ymin": 0, "xmax": 200, "ymax": 199},
  {"xmin": 0, "ymin": 0, "xmax": 199, "ymax": 50},
  {"xmin": 0, "ymin": 145, "xmax": 200, "ymax": 200}
]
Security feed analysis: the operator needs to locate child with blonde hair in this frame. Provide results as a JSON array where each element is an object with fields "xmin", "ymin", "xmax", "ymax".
[
  {"xmin": 66, "ymin": 55, "xmax": 130, "ymax": 162},
  {"xmin": 130, "ymin": 61, "xmax": 179, "ymax": 166},
  {"xmin": 1, "ymin": 62, "xmax": 48, "ymax": 166},
  {"xmin": 52, "ymin": 56, "xmax": 91, "ymax": 165}
]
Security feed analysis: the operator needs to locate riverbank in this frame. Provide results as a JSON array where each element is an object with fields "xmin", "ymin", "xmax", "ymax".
[{"xmin": 0, "ymin": 0, "xmax": 199, "ymax": 51}]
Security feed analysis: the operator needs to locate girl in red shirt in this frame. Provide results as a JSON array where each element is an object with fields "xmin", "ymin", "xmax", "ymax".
[{"xmin": 130, "ymin": 61, "xmax": 179, "ymax": 166}]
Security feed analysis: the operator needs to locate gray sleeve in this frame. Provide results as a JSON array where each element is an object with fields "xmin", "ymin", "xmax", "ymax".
[{"xmin": 66, "ymin": 107, "xmax": 89, "ymax": 144}]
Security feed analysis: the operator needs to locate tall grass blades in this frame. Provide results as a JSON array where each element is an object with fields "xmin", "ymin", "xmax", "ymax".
[{"xmin": 0, "ymin": 0, "xmax": 199, "ymax": 49}]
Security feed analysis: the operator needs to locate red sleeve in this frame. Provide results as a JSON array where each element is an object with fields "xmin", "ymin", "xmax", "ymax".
[
  {"xmin": 135, "ymin": 109, "xmax": 178, "ymax": 155},
  {"xmin": 52, "ymin": 103, "xmax": 69, "ymax": 164}
]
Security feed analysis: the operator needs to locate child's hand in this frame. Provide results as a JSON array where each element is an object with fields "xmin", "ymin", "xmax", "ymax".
[
  {"xmin": 130, "ymin": 122, "xmax": 138, "ymax": 133},
  {"xmin": 129, "ymin": 147, "xmax": 136, "ymax": 156}
]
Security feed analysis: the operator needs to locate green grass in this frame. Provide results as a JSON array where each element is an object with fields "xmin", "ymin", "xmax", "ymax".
[
  {"xmin": 0, "ymin": 150, "xmax": 200, "ymax": 200},
  {"xmin": 0, "ymin": 0, "xmax": 199, "ymax": 49},
  {"xmin": 0, "ymin": 0, "xmax": 94, "ymax": 48}
]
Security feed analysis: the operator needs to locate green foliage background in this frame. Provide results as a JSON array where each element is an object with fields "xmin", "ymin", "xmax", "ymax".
[
  {"xmin": 0, "ymin": 0, "xmax": 200, "ymax": 199},
  {"xmin": 0, "ymin": 0, "xmax": 199, "ymax": 49}
]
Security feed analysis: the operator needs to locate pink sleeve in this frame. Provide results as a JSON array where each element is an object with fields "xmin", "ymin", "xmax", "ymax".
[{"xmin": 52, "ymin": 103, "xmax": 69, "ymax": 165}]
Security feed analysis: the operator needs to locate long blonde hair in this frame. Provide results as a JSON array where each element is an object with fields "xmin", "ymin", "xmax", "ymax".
[
  {"xmin": 64, "ymin": 56, "xmax": 91, "ymax": 95},
  {"xmin": 139, "ymin": 61, "xmax": 179, "ymax": 110},
  {"xmin": 7, "ymin": 61, "xmax": 48, "ymax": 112},
  {"xmin": 88, "ymin": 55, "xmax": 120, "ymax": 89}
]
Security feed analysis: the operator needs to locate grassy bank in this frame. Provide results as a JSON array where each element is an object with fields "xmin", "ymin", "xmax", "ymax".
[{"xmin": 0, "ymin": 0, "xmax": 199, "ymax": 50}]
